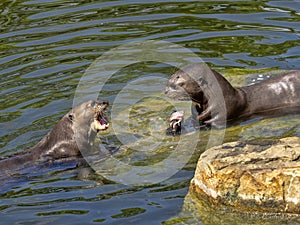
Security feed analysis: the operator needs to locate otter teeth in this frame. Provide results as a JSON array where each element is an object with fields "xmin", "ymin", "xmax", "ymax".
[
  {"xmin": 98, "ymin": 121, "xmax": 109, "ymax": 130},
  {"xmin": 93, "ymin": 112, "xmax": 109, "ymax": 131},
  {"xmin": 94, "ymin": 119, "xmax": 109, "ymax": 130}
]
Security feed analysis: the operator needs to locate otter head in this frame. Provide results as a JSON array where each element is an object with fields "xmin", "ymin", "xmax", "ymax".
[
  {"xmin": 164, "ymin": 64, "xmax": 209, "ymax": 106},
  {"xmin": 68, "ymin": 99, "xmax": 109, "ymax": 134},
  {"xmin": 39, "ymin": 99, "xmax": 110, "ymax": 160},
  {"xmin": 165, "ymin": 64, "xmax": 234, "ymax": 129},
  {"xmin": 67, "ymin": 99, "xmax": 110, "ymax": 153}
]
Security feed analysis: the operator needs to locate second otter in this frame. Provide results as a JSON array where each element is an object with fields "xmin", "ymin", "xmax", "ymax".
[
  {"xmin": 0, "ymin": 99, "xmax": 109, "ymax": 176},
  {"xmin": 165, "ymin": 64, "xmax": 300, "ymax": 129}
]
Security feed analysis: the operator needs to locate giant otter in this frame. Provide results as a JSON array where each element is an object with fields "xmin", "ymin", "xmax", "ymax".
[
  {"xmin": 0, "ymin": 99, "xmax": 109, "ymax": 176},
  {"xmin": 165, "ymin": 64, "xmax": 300, "ymax": 131}
]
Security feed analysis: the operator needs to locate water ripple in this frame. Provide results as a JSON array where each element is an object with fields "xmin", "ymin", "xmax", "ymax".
[{"xmin": 0, "ymin": 1, "xmax": 300, "ymax": 224}]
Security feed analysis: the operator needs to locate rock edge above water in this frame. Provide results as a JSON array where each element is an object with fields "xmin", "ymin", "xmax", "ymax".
[{"xmin": 190, "ymin": 137, "xmax": 300, "ymax": 214}]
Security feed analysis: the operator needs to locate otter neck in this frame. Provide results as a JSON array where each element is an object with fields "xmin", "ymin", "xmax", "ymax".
[
  {"xmin": 210, "ymin": 70, "xmax": 248, "ymax": 119},
  {"xmin": 34, "ymin": 116, "xmax": 81, "ymax": 160}
]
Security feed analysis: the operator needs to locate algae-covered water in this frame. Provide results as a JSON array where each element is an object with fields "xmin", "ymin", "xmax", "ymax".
[{"xmin": 0, "ymin": 1, "xmax": 300, "ymax": 224}]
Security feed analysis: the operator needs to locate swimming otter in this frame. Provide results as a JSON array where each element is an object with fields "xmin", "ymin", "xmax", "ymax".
[
  {"xmin": 0, "ymin": 99, "xmax": 109, "ymax": 176},
  {"xmin": 165, "ymin": 64, "xmax": 300, "ymax": 130}
]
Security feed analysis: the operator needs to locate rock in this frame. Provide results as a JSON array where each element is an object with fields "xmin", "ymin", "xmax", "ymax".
[
  {"xmin": 168, "ymin": 193, "xmax": 300, "ymax": 225},
  {"xmin": 190, "ymin": 137, "xmax": 300, "ymax": 214}
]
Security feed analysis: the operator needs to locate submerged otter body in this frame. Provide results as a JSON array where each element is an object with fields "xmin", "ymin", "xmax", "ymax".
[
  {"xmin": 0, "ymin": 99, "xmax": 109, "ymax": 176},
  {"xmin": 165, "ymin": 64, "xmax": 300, "ymax": 129}
]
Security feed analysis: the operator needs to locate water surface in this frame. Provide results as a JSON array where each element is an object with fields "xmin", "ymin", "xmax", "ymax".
[{"xmin": 1, "ymin": 1, "xmax": 300, "ymax": 224}]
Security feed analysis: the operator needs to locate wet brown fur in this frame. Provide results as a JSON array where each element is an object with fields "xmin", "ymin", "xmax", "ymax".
[
  {"xmin": 0, "ymin": 100, "xmax": 109, "ymax": 174},
  {"xmin": 165, "ymin": 64, "xmax": 300, "ymax": 128}
]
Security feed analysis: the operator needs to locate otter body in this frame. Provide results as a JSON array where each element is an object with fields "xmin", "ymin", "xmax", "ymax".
[
  {"xmin": 0, "ymin": 99, "xmax": 109, "ymax": 176},
  {"xmin": 165, "ymin": 64, "xmax": 300, "ymax": 128}
]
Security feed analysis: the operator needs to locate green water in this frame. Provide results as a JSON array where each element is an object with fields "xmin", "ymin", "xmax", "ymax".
[{"xmin": 0, "ymin": 1, "xmax": 300, "ymax": 224}]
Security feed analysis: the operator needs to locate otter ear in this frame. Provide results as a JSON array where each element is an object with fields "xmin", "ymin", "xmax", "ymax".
[
  {"xmin": 198, "ymin": 78, "xmax": 208, "ymax": 86},
  {"xmin": 88, "ymin": 101, "xmax": 95, "ymax": 108},
  {"xmin": 68, "ymin": 114, "xmax": 74, "ymax": 121}
]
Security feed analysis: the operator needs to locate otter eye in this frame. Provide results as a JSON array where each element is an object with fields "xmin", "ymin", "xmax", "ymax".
[
  {"xmin": 89, "ymin": 101, "xmax": 95, "ymax": 108},
  {"xmin": 198, "ymin": 78, "xmax": 208, "ymax": 86},
  {"xmin": 68, "ymin": 114, "xmax": 74, "ymax": 121},
  {"xmin": 87, "ymin": 100, "xmax": 96, "ymax": 108},
  {"xmin": 178, "ymin": 82, "xmax": 184, "ymax": 87}
]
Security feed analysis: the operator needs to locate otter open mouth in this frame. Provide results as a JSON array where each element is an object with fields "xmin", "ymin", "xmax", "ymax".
[{"xmin": 93, "ymin": 100, "xmax": 109, "ymax": 131}]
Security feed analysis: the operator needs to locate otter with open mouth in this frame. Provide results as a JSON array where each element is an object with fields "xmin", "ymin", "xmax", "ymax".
[
  {"xmin": 165, "ymin": 63, "xmax": 300, "ymax": 133},
  {"xmin": 0, "ymin": 99, "xmax": 109, "ymax": 175}
]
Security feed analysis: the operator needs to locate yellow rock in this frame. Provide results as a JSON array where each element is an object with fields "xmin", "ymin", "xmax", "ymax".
[{"xmin": 190, "ymin": 137, "xmax": 300, "ymax": 214}]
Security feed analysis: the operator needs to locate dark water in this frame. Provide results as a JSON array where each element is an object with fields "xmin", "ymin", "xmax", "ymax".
[{"xmin": 1, "ymin": 1, "xmax": 300, "ymax": 224}]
